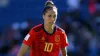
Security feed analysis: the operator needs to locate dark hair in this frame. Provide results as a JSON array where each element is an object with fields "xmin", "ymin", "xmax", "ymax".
[
  {"xmin": 42, "ymin": 1, "xmax": 57, "ymax": 15},
  {"xmin": 45, "ymin": 1, "xmax": 54, "ymax": 6}
]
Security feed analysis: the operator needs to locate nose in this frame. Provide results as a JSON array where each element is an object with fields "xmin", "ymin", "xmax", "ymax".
[
  {"xmin": 51, "ymin": 17, "xmax": 55, "ymax": 21},
  {"xmin": 51, "ymin": 18, "xmax": 55, "ymax": 22}
]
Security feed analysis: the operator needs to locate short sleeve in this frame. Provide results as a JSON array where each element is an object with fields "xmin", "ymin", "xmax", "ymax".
[
  {"xmin": 23, "ymin": 28, "xmax": 35, "ymax": 46},
  {"xmin": 60, "ymin": 32, "xmax": 68, "ymax": 48}
]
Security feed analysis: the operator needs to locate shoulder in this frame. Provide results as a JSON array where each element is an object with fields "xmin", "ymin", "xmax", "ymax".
[
  {"xmin": 32, "ymin": 24, "xmax": 43, "ymax": 32},
  {"xmin": 56, "ymin": 25, "xmax": 65, "ymax": 34}
]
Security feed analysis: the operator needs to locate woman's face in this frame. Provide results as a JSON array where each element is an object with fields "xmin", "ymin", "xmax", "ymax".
[{"xmin": 43, "ymin": 8, "xmax": 57, "ymax": 25}]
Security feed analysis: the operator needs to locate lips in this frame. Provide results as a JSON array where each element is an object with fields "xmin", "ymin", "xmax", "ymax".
[{"xmin": 49, "ymin": 22, "xmax": 55, "ymax": 24}]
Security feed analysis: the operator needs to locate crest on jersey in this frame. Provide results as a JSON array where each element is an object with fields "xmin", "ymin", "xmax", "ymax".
[{"xmin": 55, "ymin": 35, "xmax": 60, "ymax": 42}]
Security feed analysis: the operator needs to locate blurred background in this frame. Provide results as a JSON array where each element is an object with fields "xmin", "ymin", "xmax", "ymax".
[{"xmin": 0, "ymin": 0, "xmax": 100, "ymax": 56}]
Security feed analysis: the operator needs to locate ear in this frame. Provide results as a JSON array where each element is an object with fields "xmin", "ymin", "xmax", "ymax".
[{"xmin": 42, "ymin": 14, "xmax": 45, "ymax": 20}]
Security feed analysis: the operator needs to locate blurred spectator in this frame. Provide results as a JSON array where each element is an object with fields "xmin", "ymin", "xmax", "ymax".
[
  {"xmin": 20, "ymin": 18, "xmax": 34, "ymax": 40},
  {"xmin": 0, "ymin": 0, "xmax": 9, "ymax": 7}
]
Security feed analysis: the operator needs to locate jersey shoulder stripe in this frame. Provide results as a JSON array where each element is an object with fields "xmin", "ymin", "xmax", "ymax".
[
  {"xmin": 56, "ymin": 26, "xmax": 65, "ymax": 33},
  {"xmin": 33, "ymin": 24, "xmax": 43, "ymax": 32}
]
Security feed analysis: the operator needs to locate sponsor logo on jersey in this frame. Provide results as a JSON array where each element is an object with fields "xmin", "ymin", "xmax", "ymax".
[
  {"xmin": 66, "ymin": 36, "xmax": 68, "ymax": 43},
  {"xmin": 41, "ymin": 37, "xmax": 45, "ymax": 40},
  {"xmin": 24, "ymin": 34, "xmax": 30, "ymax": 41}
]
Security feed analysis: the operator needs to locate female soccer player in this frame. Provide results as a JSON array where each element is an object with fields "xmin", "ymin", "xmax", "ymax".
[{"xmin": 17, "ymin": 1, "xmax": 68, "ymax": 56}]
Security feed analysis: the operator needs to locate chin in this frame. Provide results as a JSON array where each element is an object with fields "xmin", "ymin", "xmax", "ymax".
[{"xmin": 51, "ymin": 23, "xmax": 55, "ymax": 26}]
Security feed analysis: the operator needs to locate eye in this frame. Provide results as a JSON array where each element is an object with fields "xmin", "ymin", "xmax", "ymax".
[
  {"xmin": 53, "ymin": 15, "xmax": 56, "ymax": 18},
  {"xmin": 48, "ymin": 15, "xmax": 52, "ymax": 18}
]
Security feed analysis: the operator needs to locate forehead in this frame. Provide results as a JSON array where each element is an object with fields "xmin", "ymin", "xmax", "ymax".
[{"xmin": 46, "ymin": 9, "xmax": 57, "ymax": 15}]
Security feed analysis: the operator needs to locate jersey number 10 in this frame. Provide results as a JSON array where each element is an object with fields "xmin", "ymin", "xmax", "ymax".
[{"xmin": 44, "ymin": 42, "xmax": 53, "ymax": 52}]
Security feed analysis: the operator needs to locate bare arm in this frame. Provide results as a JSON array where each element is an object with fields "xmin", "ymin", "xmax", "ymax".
[
  {"xmin": 17, "ymin": 43, "xmax": 30, "ymax": 56},
  {"xmin": 61, "ymin": 47, "xmax": 68, "ymax": 56}
]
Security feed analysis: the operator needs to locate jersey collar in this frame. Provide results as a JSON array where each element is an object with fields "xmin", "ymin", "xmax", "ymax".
[{"xmin": 42, "ymin": 24, "xmax": 56, "ymax": 35}]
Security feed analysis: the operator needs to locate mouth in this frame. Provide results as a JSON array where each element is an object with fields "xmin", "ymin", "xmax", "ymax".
[{"xmin": 49, "ymin": 22, "xmax": 55, "ymax": 24}]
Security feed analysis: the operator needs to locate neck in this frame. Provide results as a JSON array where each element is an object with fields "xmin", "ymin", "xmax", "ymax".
[{"xmin": 44, "ymin": 23, "xmax": 55, "ymax": 34}]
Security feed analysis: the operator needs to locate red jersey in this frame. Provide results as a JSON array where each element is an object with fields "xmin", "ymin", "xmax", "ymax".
[{"xmin": 23, "ymin": 24, "xmax": 68, "ymax": 56}]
